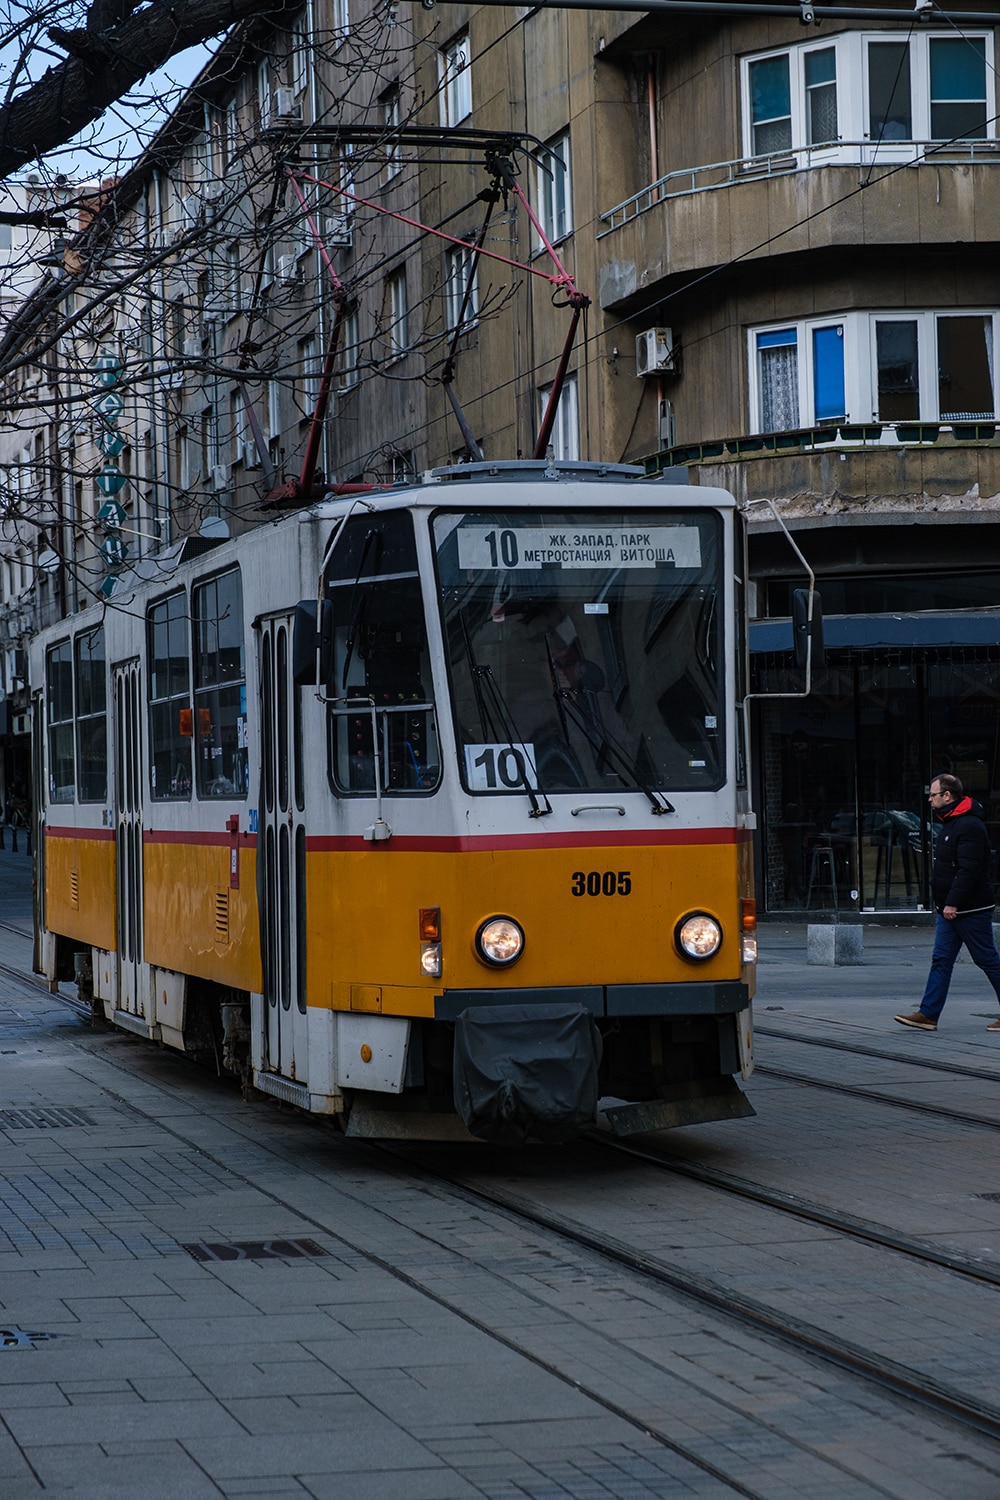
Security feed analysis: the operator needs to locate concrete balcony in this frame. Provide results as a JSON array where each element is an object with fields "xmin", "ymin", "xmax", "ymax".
[
  {"xmin": 598, "ymin": 146, "xmax": 1000, "ymax": 308},
  {"xmin": 643, "ymin": 425, "xmax": 1000, "ymax": 520}
]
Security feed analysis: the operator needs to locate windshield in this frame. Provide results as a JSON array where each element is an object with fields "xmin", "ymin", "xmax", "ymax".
[{"xmin": 433, "ymin": 508, "xmax": 725, "ymax": 795}]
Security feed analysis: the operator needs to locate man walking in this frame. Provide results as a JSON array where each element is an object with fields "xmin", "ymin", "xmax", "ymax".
[{"xmin": 895, "ymin": 774, "xmax": 1000, "ymax": 1032}]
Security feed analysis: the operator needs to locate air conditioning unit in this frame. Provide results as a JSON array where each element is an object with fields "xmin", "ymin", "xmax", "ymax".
[
  {"xmin": 271, "ymin": 87, "xmax": 302, "ymax": 122},
  {"xmin": 636, "ymin": 327, "xmax": 676, "ymax": 377},
  {"xmin": 201, "ymin": 182, "xmax": 224, "ymax": 204},
  {"xmin": 326, "ymin": 213, "xmax": 351, "ymax": 247},
  {"xmin": 212, "ymin": 463, "xmax": 229, "ymax": 490},
  {"xmin": 277, "ymin": 254, "xmax": 300, "ymax": 286},
  {"xmin": 182, "ymin": 336, "xmax": 203, "ymax": 358},
  {"xmin": 202, "ymin": 292, "xmax": 228, "ymax": 320},
  {"xmin": 180, "ymin": 193, "xmax": 203, "ymax": 228}
]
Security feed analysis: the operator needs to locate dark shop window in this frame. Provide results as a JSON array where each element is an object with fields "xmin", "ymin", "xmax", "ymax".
[{"xmin": 46, "ymin": 640, "xmax": 75, "ymax": 803}]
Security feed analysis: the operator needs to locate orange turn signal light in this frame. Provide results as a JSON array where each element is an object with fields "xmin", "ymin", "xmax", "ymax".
[
  {"xmin": 741, "ymin": 898, "xmax": 757, "ymax": 932},
  {"xmin": 418, "ymin": 907, "xmax": 441, "ymax": 942}
]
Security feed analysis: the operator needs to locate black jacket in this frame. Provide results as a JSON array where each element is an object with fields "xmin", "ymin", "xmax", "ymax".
[{"xmin": 931, "ymin": 796, "xmax": 996, "ymax": 914}]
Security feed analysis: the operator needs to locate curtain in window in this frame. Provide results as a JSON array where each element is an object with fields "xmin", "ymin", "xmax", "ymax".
[
  {"xmin": 750, "ymin": 56, "xmax": 792, "ymax": 154},
  {"xmin": 758, "ymin": 331, "xmax": 799, "ymax": 430}
]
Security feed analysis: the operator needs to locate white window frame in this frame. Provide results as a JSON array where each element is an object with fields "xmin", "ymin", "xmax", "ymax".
[
  {"xmin": 340, "ymin": 309, "xmax": 360, "ymax": 390},
  {"xmin": 534, "ymin": 130, "xmax": 573, "ymax": 248},
  {"xmin": 383, "ymin": 85, "xmax": 402, "ymax": 181},
  {"xmin": 445, "ymin": 243, "xmax": 478, "ymax": 333},
  {"xmin": 740, "ymin": 31, "xmax": 995, "ymax": 167},
  {"xmin": 299, "ymin": 335, "xmax": 320, "ymax": 415},
  {"xmin": 748, "ymin": 308, "xmax": 1000, "ymax": 431},
  {"xmin": 538, "ymin": 374, "xmax": 579, "ymax": 461},
  {"xmin": 439, "ymin": 32, "xmax": 471, "ymax": 127},
  {"xmin": 387, "ymin": 269, "xmax": 409, "ymax": 359}
]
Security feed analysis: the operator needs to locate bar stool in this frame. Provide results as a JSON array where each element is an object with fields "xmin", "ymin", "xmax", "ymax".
[{"xmin": 805, "ymin": 844, "xmax": 838, "ymax": 908}]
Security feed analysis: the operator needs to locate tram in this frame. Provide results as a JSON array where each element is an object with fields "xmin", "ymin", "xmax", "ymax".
[{"xmin": 31, "ymin": 461, "xmax": 756, "ymax": 1143}]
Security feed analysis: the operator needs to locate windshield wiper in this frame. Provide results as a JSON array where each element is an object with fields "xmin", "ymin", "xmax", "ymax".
[
  {"xmin": 459, "ymin": 614, "xmax": 551, "ymax": 819},
  {"xmin": 545, "ymin": 637, "xmax": 674, "ymax": 816}
]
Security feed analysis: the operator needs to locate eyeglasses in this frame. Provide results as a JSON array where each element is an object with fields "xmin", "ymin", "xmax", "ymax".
[{"xmin": 928, "ymin": 791, "xmax": 946, "ymax": 800}]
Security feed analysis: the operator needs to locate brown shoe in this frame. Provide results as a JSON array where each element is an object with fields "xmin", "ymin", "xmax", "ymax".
[
  {"xmin": 894, "ymin": 1010, "xmax": 937, "ymax": 1031},
  {"xmin": 987, "ymin": 1018, "xmax": 1000, "ymax": 1032}
]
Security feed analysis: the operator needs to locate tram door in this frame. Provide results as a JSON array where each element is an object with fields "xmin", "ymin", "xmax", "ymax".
[
  {"xmin": 257, "ymin": 617, "xmax": 308, "ymax": 1080},
  {"xmin": 113, "ymin": 660, "xmax": 145, "ymax": 1016}
]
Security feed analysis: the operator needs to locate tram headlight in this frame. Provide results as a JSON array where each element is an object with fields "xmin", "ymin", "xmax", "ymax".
[
  {"xmin": 476, "ymin": 915, "xmax": 524, "ymax": 967},
  {"xmin": 675, "ymin": 912, "xmax": 722, "ymax": 961}
]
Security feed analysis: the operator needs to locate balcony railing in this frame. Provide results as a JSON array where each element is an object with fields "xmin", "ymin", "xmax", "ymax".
[
  {"xmin": 599, "ymin": 139, "xmax": 1000, "ymax": 236},
  {"xmin": 643, "ymin": 420, "xmax": 1000, "ymax": 473}
]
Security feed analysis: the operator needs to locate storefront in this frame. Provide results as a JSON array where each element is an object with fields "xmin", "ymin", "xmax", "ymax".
[{"xmin": 751, "ymin": 617, "xmax": 1000, "ymax": 914}]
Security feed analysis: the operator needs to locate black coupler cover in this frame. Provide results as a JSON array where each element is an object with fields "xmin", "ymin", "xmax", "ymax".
[{"xmin": 453, "ymin": 1003, "xmax": 603, "ymax": 1145}]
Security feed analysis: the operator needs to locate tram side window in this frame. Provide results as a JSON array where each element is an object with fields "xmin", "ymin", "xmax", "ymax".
[
  {"xmin": 75, "ymin": 627, "xmax": 107, "ymax": 802},
  {"xmin": 46, "ymin": 640, "xmax": 75, "ymax": 803},
  {"xmin": 325, "ymin": 511, "xmax": 441, "ymax": 794},
  {"xmin": 193, "ymin": 568, "xmax": 247, "ymax": 798},
  {"xmin": 148, "ymin": 590, "xmax": 192, "ymax": 799}
]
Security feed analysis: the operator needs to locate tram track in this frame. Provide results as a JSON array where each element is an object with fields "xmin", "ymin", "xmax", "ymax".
[
  {"xmin": 755, "ymin": 1023, "xmax": 1000, "ymax": 1130},
  {"xmin": 8, "ymin": 946, "xmax": 1000, "ymax": 1469},
  {"xmin": 757, "ymin": 1022, "xmax": 1000, "ymax": 1084},
  {"xmin": 582, "ymin": 1132, "xmax": 1000, "ymax": 1288},
  {"xmin": 393, "ymin": 1146, "xmax": 1000, "ymax": 1450}
]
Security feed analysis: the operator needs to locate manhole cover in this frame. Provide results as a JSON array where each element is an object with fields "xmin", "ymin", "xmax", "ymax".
[
  {"xmin": 182, "ymin": 1238, "xmax": 327, "ymax": 1262},
  {"xmin": 1, "ymin": 1329, "xmax": 58, "ymax": 1349},
  {"xmin": 0, "ymin": 1108, "xmax": 93, "ymax": 1130}
]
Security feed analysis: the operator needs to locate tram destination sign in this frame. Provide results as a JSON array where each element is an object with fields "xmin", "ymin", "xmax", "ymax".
[{"xmin": 457, "ymin": 524, "xmax": 701, "ymax": 571}]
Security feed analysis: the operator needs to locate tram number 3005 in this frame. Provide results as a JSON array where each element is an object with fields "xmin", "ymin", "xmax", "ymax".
[{"xmin": 571, "ymin": 871, "xmax": 632, "ymax": 896}]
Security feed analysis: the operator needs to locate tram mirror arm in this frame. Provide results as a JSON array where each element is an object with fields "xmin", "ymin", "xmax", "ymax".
[{"xmin": 292, "ymin": 599, "xmax": 334, "ymax": 685}]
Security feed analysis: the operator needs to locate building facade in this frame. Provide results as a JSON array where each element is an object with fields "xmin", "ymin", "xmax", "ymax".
[{"xmin": 3, "ymin": 0, "xmax": 1000, "ymax": 911}]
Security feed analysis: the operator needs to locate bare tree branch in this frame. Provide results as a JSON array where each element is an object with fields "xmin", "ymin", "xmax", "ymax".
[{"xmin": 0, "ymin": 0, "xmax": 298, "ymax": 178}]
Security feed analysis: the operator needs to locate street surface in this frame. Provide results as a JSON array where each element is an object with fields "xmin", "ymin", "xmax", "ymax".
[{"xmin": 2, "ymin": 846, "xmax": 1000, "ymax": 1499}]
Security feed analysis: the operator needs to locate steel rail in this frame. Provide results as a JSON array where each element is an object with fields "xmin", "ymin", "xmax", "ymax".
[
  {"xmin": 757, "ymin": 1023, "xmax": 1000, "ymax": 1084},
  {"xmin": 758, "ymin": 1061, "xmax": 1000, "ymax": 1130},
  {"xmin": 585, "ymin": 1133, "xmax": 1000, "ymax": 1288}
]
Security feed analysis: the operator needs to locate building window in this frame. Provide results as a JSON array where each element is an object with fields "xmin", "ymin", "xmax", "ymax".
[
  {"xmin": 535, "ymin": 130, "xmax": 572, "ymax": 245},
  {"xmin": 382, "ymin": 84, "xmax": 401, "ymax": 180},
  {"xmin": 148, "ymin": 590, "xmax": 192, "ymax": 799},
  {"xmin": 748, "ymin": 54, "xmax": 792, "ymax": 155},
  {"xmin": 298, "ymin": 336, "xmax": 320, "ymax": 414},
  {"xmin": 75, "ymin": 627, "xmax": 107, "ymax": 802},
  {"xmin": 749, "ymin": 310, "xmax": 997, "ymax": 431},
  {"xmin": 538, "ymin": 373, "xmax": 579, "ymax": 461},
  {"xmin": 46, "ymin": 640, "xmax": 75, "ymax": 803},
  {"xmin": 193, "ymin": 568, "xmax": 247, "ymax": 798},
  {"xmin": 742, "ymin": 32, "xmax": 992, "ymax": 160},
  {"xmin": 387, "ymin": 269, "xmax": 408, "ymax": 358},
  {"xmin": 445, "ymin": 243, "xmax": 478, "ymax": 333},
  {"xmin": 439, "ymin": 32, "xmax": 471, "ymax": 126},
  {"xmin": 340, "ymin": 309, "xmax": 360, "ymax": 389}
]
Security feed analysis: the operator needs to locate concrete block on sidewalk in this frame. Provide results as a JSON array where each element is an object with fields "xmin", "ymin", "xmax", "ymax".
[{"xmin": 807, "ymin": 924, "xmax": 863, "ymax": 966}]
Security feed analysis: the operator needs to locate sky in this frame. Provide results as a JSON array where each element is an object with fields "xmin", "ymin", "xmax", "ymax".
[{"xmin": 0, "ymin": 1, "xmax": 220, "ymax": 183}]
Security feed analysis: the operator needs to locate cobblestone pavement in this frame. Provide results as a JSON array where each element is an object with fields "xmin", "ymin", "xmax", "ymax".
[{"xmin": 2, "ymin": 847, "xmax": 1000, "ymax": 1498}]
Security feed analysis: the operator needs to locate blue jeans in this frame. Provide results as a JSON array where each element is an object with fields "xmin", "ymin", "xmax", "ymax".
[{"xmin": 920, "ymin": 911, "xmax": 1000, "ymax": 1021}]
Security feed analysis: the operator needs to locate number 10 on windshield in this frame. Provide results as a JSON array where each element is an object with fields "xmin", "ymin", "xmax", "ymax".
[{"xmin": 465, "ymin": 743, "xmax": 539, "ymax": 790}]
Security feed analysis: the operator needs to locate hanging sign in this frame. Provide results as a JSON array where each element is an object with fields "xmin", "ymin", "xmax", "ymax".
[{"xmin": 95, "ymin": 465, "xmax": 127, "ymax": 497}]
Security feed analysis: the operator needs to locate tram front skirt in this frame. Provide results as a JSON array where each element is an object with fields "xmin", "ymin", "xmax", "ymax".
[{"xmin": 452, "ymin": 1003, "xmax": 603, "ymax": 1145}]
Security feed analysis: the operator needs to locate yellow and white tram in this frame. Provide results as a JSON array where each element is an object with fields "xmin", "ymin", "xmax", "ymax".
[{"xmin": 32, "ymin": 461, "xmax": 756, "ymax": 1142}]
